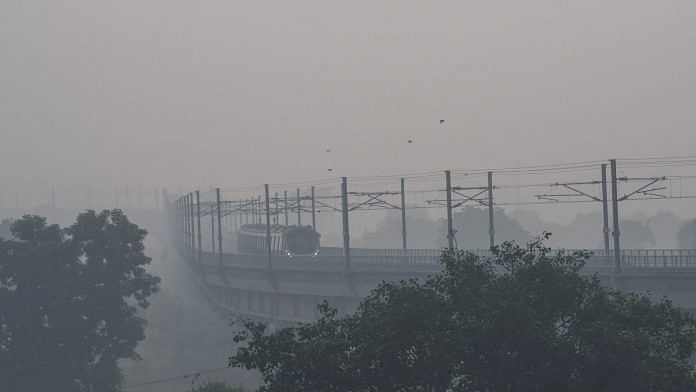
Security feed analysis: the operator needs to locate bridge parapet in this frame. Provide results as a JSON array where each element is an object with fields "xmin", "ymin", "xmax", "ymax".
[
  {"xmin": 193, "ymin": 243, "xmax": 696, "ymax": 274},
  {"xmin": 178, "ymin": 241, "xmax": 696, "ymax": 326}
]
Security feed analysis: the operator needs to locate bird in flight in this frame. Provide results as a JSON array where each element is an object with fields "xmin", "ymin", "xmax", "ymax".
[
  {"xmin": 328, "ymin": 168, "xmax": 333, "ymax": 172},
  {"xmin": 440, "ymin": 119, "xmax": 445, "ymax": 124},
  {"xmin": 408, "ymin": 140, "xmax": 413, "ymax": 143},
  {"xmin": 326, "ymin": 149, "xmax": 331, "ymax": 152}
]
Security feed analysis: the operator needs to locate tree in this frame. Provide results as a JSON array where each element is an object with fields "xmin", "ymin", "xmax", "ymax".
[
  {"xmin": 620, "ymin": 219, "xmax": 656, "ymax": 249},
  {"xmin": 190, "ymin": 381, "xmax": 247, "ymax": 392},
  {"xmin": 0, "ymin": 210, "xmax": 160, "ymax": 392},
  {"xmin": 639, "ymin": 211, "xmax": 681, "ymax": 249},
  {"xmin": 678, "ymin": 220, "xmax": 696, "ymax": 249},
  {"xmin": 438, "ymin": 206, "xmax": 529, "ymax": 249},
  {"xmin": 360, "ymin": 209, "xmax": 438, "ymax": 249},
  {"xmin": 508, "ymin": 209, "xmax": 550, "ymax": 234},
  {"xmin": 230, "ymin": 235, "xmax": 696, "ymax": 391},
  {"xmin": 0, "ymin": 218, "xmax": 13, "ymax": 239}
]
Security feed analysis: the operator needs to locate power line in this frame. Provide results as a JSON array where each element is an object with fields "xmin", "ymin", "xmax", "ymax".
[
  {"xmin": 617, "ymin": 154, "xmax": 696, "ymax": 162},
  {"xmin": 171, "ymin": 156, "xmax": 696, "ymax": 209},
  {"xmin": 119, "ymin": 366, "xmax": 232, "ymax": 390},
  {"xmin": 210, "ymin": 159, "xmax": 610, "ymax": 192}
]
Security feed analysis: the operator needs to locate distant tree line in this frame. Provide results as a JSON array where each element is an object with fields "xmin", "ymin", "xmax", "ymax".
[
  {"xmin": 359, "ymin": 207, "xmax": 693, "ymax": 250},
  {"xmin": 679, "ymin": 219, "xmax": 696, "ymax": 249}
]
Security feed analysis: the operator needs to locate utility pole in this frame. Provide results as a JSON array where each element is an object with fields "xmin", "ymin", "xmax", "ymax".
[
  {"xmin": 175, "ymin": 198, "xmax": 179, "ymax": 241},
  {"xmin": 341, "ymin": 177, "xmax": 351, "ymax": 270},
  {"xmin": 233, "ymin": 200, "xmax": 238, "ymax": 230},
  {"xmin": 253, "ymin": 196, "xmax": 258, "ymax": 224},
  {"xmin": 601, "ymin": 164, "xmax": 611, "ymax": 256},
  {"xmin": 211, "ymin": 197, "xmax": 216, "ymax": 253},
  {"xmin": 400, "ymin": 178, "xmax": 407, "ymax": 254},
  {"xmin": 196, "ymin": 191, "xmax": 202, "ymax": 263},
  {"xmin": 274, "ymin": 192, "xmax": 279, "ymax": 224},
  {"xmin": 445, "ymin": 170, "xmax": 454, "ymax": 249},
  {"xmin": 181, "ymin": 197, "xmax": 185, "ymax": 243},
  {"xmin": 184, "ymin": 194, "xmax": 189, "ymax": 252},
  {"xmin": 181, "ymin": 197, "xmax": 185, "ymax": 244},
  {"xmin": 610, "ymin": 159, "xmax": 621, "ymax": 273},
  {"xmin": 185, "ymin": 194, "xmax": 190, "ymax": 250},
  {"xmin": 183, "ymin": 195, "xmax": 188, "ymax": 249},
  {"xmin": 311, "ymin": 186, "xmax": 316, "ymax": 231},
  {"xmin": 296, "ymin": 189, "xmax": 302, "ymax": 225},
  {"xmin": 186, "ymin": 193, "xmax": 196, "ymax": 253},
  {"xmin": 176, "ymin": 198, "xmax": 180, "ymax": 241},
  {"xmin": 182, "ymin": 197, "xmax": 185, "ymax": 244},
  {"xmin": 250, "ymin": 197, "xmax": 256, "ymax": 224},
  {"xmin": 189, "ymin": 193, "xmax": 196, "ymax": 260},
  {"xmin": 216, "ymin": 188, "xmax": 223, "ymax": 264},
  {"xmin": 252, "ymin": 197, "xmax": 257, "ymax": 224},
  {"xmin": 265, "ymin": 184, "xmax": 273, "ymax": 269},
  {"xmin": 184, "ymin": 194, "xmax": 190, "ymax": 254},
  {"xmin": 284, "ymin": 191, "xmax": 289, "ymax": 226},
  {"xmin": 258, "ymin": 195, "xmax": 262, "ymax": 224},
  {"xmin": 258, "ymin": 195, "xmax": 263, "ymax": 224},
  {"xmin": 223, "ymin": 199, "xmax": 228, "ymax": 231},
  {"xmin": 488, "ymin": 171, "xmax": 495, "ymax": 249},
  {"xmin": 250, "ymin": 197, "xmax": 254, "ymax": 224}
]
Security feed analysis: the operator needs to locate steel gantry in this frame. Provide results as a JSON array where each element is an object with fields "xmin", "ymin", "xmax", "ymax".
[
  {"xmin": 427, "ymin": 171, "xmax": 496, "ymax": 249},
  {"xmin": 169, "ymin": 157, "xmax": 695, "ymax": 276},
  {"xmin": 531, "ymin": 162, "xmax": 670, "ymax": 273}
]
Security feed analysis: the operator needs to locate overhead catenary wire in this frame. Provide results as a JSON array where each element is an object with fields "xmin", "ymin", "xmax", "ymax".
[
  {"xmin": 170, "ymin": 155, "xmax": 696, "ymax": 213},
  {"xmin": 92, "ymin": 366, "xmax": 233, "ymax": 391},
  {"xmin": 207, "ymin": 159, "xmax": 613, "ymax": 195}
]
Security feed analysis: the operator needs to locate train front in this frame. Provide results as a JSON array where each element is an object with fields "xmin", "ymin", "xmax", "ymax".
[{"xmin": 283, "ymin": 226, "xmax": 321, "ymax": 257}]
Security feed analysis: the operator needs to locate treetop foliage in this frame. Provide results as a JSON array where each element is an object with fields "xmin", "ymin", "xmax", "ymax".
[
  {"xmin": 0, "ymin": 210, "xmax": 160, "ymax": 392},
  {"xmin": 441, "ymin": 206, "xmax": 530, "ymax": 249},
  {"xmin": 230, "ymin": 234, "xmax": 696, "ymax": 391}
]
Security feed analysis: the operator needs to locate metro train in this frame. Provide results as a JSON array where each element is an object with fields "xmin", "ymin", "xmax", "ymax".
[{"xmin": 236, "ymin": 224, "xmax": 321, "ymax": 257}]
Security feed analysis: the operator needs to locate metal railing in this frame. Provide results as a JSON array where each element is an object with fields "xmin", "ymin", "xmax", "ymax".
[{"xmin": 188, "ymin": 242, "xmax": 696, "ymax": 272}]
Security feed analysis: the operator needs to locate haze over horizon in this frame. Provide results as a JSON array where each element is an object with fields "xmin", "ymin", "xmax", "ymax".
[
  {"xmin": 2, "ymin": 1, "xmax": 696, "ymax": 225},
  {"xmin": 2, "ymin": 1, "xmax": 695, "ymax": 186},
  {"xmin": 4, "ymin": 4, "xmax": 696, "ymax": 391}
]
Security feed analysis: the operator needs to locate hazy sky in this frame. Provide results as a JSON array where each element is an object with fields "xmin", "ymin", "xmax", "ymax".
[{"xmin": 2, "ymin": 1, "xmax": 696, "ymax": 193}]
